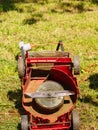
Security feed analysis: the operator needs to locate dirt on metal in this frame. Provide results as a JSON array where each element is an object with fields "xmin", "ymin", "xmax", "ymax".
[{"xmin": 23, "ymin": 80, "xmax": 73, "ymax": 122}]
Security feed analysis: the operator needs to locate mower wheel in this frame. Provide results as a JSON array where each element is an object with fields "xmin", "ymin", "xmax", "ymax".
[
  {"xmin": 18, "ymin": 58, "xmax": 25, "ymax": 78},
  {"xmin": 74, "ymin": 56, "xmax": 80, "ymax": 75},
  {"xmin": 71, "ymin": 110, "xmax": 79, "ymax": 130},
  {"xmin": 21, "ymin": 115, "xmax": 28, "ymax": 130}
]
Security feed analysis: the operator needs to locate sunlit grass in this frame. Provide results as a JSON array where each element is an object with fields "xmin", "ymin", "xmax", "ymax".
[{"xmin": 0, "ymin": 0, "xmax": 98, "ymax": 130}]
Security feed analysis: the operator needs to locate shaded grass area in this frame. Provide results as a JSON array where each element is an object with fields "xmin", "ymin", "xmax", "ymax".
[
  {"xmin": 0, "ymin": 0, "xmax": 16, "ymax": 12},
  {"xmin": 0, "ymin": 0, "xmax": 98, "ymax": 13},
  {"xmin": 0, "ymin": 1, "xmax": 98, "ymax": 130}
]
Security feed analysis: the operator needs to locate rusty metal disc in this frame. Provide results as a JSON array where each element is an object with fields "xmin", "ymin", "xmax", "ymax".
[{"xmin": 35, "ymin": 81, "xmax": 64, "ymax": 111}]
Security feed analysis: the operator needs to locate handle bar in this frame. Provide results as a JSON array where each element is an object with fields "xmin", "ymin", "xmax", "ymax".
[{"xmin": 19, "ymin": 41, "xmax": 65, "ymax": 58}]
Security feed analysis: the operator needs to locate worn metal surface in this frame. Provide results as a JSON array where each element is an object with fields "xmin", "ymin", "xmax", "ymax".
[{"xmin": 23, "ymin": 80, "xmax": 73, "ymax": 122}]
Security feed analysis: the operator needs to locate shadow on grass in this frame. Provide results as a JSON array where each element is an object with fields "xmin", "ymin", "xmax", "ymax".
[
  {"xmin": 23, "ymin": 17, "xmax": 38, "ymax": 24},
  {"xmin": 79, "ymin": 95, "xmax": 98, "ymax": 107},
  {"xmin": 0, "ymin": 0, "xmax": 98, "ymax": 13},
  {"xmin": 29, "ymin": 0, "xmax": 48, "ymax": 4},
  {"xmin": 23, "ymin": 1, "xmax": 91, "ymax": 25},
  {"xmin": 91, "ymin": 0, "xmax": 98, "ymax": 4},
  {"xmin": 0, "ymin": 0, "xmax": 48, "ymax": 12},
  {"xmin": 79, "ymin": 73, "xmax": 98, "ymax": 106},
  {"xmin": 23, "ymin": 12, "xmax": 43, "ymax": 25},
  {"xmin": 0, "ymin": 0, "xmax": 16, "ymax": 12},
  {"xmin": 7, "ymin": 88, "xmax": 26, "ymax": 129},
  {"xmin": 7, "ymin": 89, "xmax": 26, "ymax": 115},
  {"xmin": 52, "ymin": 1, "xmax": 94, "ymax": 13},
  {"xmin": 61, "ymin": 1, "xmax": 85, "ymax": 13},
  {"xmin": 17, "ymin": 124, "xmax": 21, "ymax": 130},
  {"xmin": 88, "ymin": 73, "xmax": 98, "ymax": 90}
]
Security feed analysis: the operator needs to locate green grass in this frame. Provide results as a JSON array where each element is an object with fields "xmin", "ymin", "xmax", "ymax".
[{"xmin": 0, "ymin": 0, "xmax": 98, "ymax": 130}]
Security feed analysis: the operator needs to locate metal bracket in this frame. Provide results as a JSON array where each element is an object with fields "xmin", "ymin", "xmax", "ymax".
[{"xmin": 56, "ymin": 40, "xmax": 65, "ymax": 52}]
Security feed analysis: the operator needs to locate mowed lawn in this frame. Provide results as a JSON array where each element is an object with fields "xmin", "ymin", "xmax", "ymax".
[{"xmin": 0, "ymin": 0, "xmax": 98, "ymax": 130}]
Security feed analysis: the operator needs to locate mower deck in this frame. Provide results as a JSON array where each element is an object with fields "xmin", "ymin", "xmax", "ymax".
[{"xmin": 23, "ymin": 79, "xmax": 73, "ymax": 122}]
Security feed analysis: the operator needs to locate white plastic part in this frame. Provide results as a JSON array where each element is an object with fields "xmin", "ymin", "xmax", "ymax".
[
  {"xmin": 24, "ymin": 43, "xmax": 31, "ymax": 51},
  {"xmin": 19, "ymin": 41, "xmax": 24, "ymax": 49},
  {"xmin": 19, "ymin": 41, "xmax": 31, "ymax": 51}
]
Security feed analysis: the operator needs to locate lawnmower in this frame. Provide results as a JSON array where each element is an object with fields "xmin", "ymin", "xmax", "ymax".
[{"xmin": 18, "ymin": 41, "xmax": 80, "ymax": 130}]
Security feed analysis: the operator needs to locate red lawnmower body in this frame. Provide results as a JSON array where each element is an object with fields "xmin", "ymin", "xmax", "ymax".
[{"xmin": 18, "ymin": 42, "xmax": 80, "ymax": 130}]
